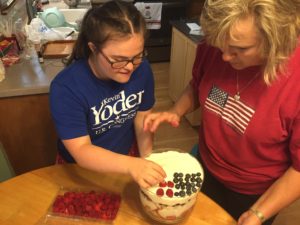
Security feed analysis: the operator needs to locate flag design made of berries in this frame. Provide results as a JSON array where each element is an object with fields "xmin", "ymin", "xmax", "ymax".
[{"xmin": 155, "ymin": 172, "xmax": 203, "ymax": 198}]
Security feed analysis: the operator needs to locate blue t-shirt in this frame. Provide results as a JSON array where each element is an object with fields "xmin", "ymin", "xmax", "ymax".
[{"xmin": 50, "ymin": 59, "xmax": 155, "ymax": 162}]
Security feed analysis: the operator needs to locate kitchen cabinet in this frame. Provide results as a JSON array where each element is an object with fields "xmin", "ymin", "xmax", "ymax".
[
  {"xmin": 0, "ymin": 94, "xmax": 57, "ymax": 175},
  {"xmin": 169, "ymin": 26, "xmax": 201, "ymax": 126},
  {"xmin": 187, "ymin": 0, "xmax": 205, "ymax": 19}
]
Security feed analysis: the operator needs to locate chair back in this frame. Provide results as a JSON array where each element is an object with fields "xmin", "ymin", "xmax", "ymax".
[{"xmin": 0, "ymin": 142, "xmax": 15, "ymax": 182}]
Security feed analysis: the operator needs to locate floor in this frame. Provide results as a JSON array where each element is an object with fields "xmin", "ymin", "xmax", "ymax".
[
  {"xmin": 151, "ymin": 62, "xmax": 199, "ymax": 153},
  {"xmin": 150, "ymin": 62, "xmax": 300, "ymax": 225}
]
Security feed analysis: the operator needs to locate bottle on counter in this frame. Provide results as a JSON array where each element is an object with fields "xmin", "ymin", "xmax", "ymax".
[
  {"xmin": 14, "ymin": 18, "xmax": 27, "ymax": 51},
  {"xmin": 32, "ymin": 35, "xmax": 44, "ymax": 64},
  {"xmin": 0, "ymin": 59, "xmax": 5, "ymax": 82},
  {"xmin": 37, "ymin": 51, "xmax": 44, "ymax": 64}
]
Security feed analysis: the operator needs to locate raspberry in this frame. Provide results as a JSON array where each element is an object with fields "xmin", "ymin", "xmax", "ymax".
[
  {"xmin": 167, "ymin": 181, "xmax": 174, "ymax": 188},
  {"xmin": 166, "ymin": 215, "xmax": 176, "ymax": 220},
  {"xmin": 156, "ymin": 188, "xmax": 164, "ymax": 196},
  {"xmin": 159, "ymin": 181, "xmax": 167, "ymax": 187},
  {"xmin": 166, "ymin": 189, "xmax": 173, "ymax": 198},
  {"xmin": 85, "ymin": 204, "xmax": 92, "ymax": 212},
  {"xmin": 51, "ymin": 191, "xmax": 121, "ymax": 220},
  {"xmin": 101, "ymin": 204, "xmax": 108, "ymax": 211},
  {"xmin": 94, "ymin": 202, "xmax": 102, "ymax": 212},
  {"xmin": 67, "ymin": 204, "xmax": 76, "ymax": 215}
]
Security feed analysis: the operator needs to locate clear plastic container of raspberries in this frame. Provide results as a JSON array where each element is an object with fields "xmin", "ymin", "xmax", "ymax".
[{"xmin": 38, "ymin": 187, "xmax": 122, "ymax": 225}]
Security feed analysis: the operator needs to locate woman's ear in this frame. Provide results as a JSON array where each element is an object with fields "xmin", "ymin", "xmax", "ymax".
[{"xmin": 88, "ymin": 42, "xmax": 97, "ymax": 54}]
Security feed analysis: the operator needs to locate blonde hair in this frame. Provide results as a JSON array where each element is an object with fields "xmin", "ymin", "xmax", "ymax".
[{"xmin": 200, "ymin": 0, "xmax": 300, "ymax": 85}]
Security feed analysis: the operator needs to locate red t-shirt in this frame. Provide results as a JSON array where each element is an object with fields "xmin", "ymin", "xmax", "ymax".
[{"xmin": 191, "ymin": 41, "xmax": 300, "ymax": 194}]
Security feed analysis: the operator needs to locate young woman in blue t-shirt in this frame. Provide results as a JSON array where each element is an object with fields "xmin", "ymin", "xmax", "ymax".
[{"xmin": 50, "ymin": 0, "xmax": 166, "ymax": 188}]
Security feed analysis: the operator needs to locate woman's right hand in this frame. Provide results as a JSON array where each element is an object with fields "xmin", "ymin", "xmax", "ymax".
[
  {"xmin": 143, "ymin": 111, "xmax": 181, "ymax": 133},
  {"xmin": 128, "ymin": 157, "xmax": 166, "ymax": 189}
]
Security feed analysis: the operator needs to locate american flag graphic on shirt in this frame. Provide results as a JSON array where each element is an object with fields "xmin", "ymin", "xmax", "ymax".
[{"xmin": 204, "ymin": 85, "xmax": 255, "ymax": 134}]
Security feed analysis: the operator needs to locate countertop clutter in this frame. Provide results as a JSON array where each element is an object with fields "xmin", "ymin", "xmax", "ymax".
[{"xmin": 0, "ymin": 0, "xmax": 89, "ymax": 98}]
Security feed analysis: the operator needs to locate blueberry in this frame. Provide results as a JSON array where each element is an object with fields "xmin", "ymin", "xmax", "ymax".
[{"xmin": 178, "ymin": 177, "xmax": 183, "ymax": 183}]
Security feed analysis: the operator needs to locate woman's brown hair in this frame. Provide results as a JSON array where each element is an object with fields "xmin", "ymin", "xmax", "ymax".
[{"xmin": 66, "ymin": 0, "xmax": 147, "ymax": 66}]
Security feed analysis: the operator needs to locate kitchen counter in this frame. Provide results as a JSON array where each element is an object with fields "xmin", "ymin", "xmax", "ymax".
[
  {"xmin": 0, "ymin": 55, "xmax": 64, "ymax": 98},
  {"xmin": 0, "ymin": 55, "xmax": 62, "ymax": 175},
  {"xmin": 170, "ymin": 19, "xmax": 203, "ymax": 44}
]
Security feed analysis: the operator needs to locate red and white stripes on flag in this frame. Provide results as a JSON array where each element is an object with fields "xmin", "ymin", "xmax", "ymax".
[{"xmin": 204, "ymin": 86, "xmax": 255, "ymax": 134}]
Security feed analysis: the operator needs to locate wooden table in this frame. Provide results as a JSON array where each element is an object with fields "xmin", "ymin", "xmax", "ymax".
[{"xmin": 0, "ymin": 164, "xmax": 237, "ymax": 225}]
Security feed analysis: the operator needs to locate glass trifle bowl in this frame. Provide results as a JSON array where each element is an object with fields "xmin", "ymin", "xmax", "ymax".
[{"xmin": 139, "ymin": 149, "xmax": 204, "ymax": 224}]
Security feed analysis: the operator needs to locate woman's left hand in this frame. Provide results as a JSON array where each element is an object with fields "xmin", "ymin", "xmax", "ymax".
[{"xmin": 237, "ymin": 210, "xmax": 262, "ymax": 225}]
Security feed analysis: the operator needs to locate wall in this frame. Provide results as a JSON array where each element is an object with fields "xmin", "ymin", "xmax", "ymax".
[{"xmin": 187, "ymin": 0, "xmax": 205, "ymax": 19}]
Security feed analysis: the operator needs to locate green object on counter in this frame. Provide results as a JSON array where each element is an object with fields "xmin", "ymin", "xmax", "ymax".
[
  {"xmin": 39, "ymin": 7, "xmax": 78, "ymax": 30},
  {"xmin": 0, "ymin": 143, "xmax": 15, "ymax": 182}
]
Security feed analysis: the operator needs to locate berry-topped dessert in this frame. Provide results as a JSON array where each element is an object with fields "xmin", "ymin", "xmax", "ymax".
[{"xmin": 139, "ymin": 150, "xmax": 204, "ymax": 224}]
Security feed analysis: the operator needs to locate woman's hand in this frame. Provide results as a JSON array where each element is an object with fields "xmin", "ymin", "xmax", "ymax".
[
  {"xmin": 238, "ymin": 210, "xmax": 262, "ymax": 225},
  {"xmin": 143, "ymin": 84, "xmax": 198, "ymax": 133},
  {"xmin": 128, "ymin": 157, "xmax": 166, "ymax": 188},
  {"xmin": 143, "ymin": 111, "xmax": 181, "ymax": 133}
]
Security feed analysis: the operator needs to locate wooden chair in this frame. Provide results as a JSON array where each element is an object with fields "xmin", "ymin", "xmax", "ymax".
[
  {"xmin": 0, "ymin": 142, "xmax": 15, "ymax": 182},
  {"xmin": 190, "ymin": 143, "xmax": 199, "ymax": 159}
]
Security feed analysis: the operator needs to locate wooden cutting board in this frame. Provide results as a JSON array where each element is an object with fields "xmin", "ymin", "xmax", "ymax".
[{"xmin": 41, "ymin": 40, "xmax": 75, "ymax": 59}]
